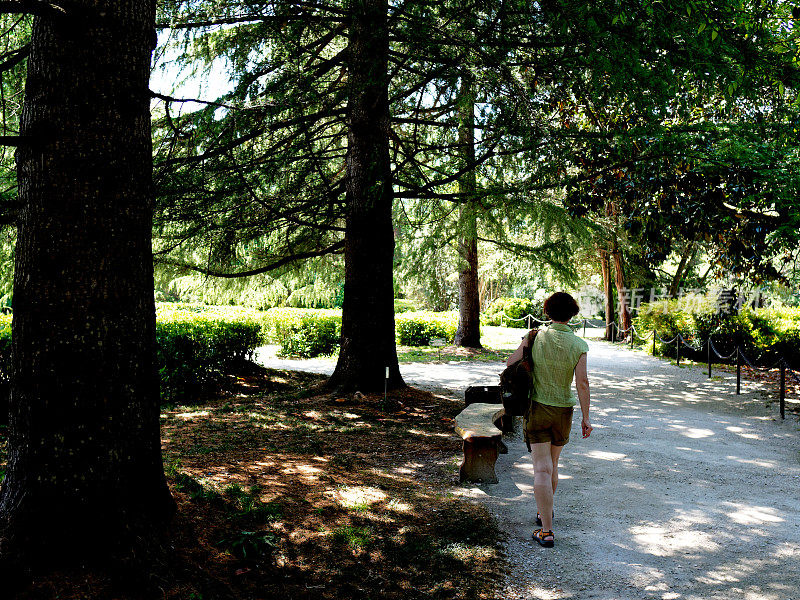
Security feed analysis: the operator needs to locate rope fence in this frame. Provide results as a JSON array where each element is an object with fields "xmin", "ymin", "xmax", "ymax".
[
  {"xmin": 502, "ymin": 313, "xmax": 798, "ymax": 420},
  {"xmin": 603, "ymin": 322, "xmax": 799, "ymax": 420}
]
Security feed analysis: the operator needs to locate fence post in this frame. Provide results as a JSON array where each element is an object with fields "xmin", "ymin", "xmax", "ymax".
[
  {"xmin": 583, "ymin": 319, "xmax": 586, "ymax": 338},
  {"xmin": 780, "ymin": 362, "xmax": 786, "ymax": 420},
  {"xmin": 676, "ymin": 335, "xmax": 681, "ymax": 367},
  {"xmin": 707, "ymin": 338, "xmax": 712, "ymax": 378},
  {"xmin": 527, "ymin": 315, "xmax": 532, "ymax": 329},
  {"xmin": 652, "ymin": 330, "xmax": 657, "ymax": 356},
  {"xmin": 630, "ymin": 328, "xmax": 634, "ymax": 348},
  {"xmin": 736, "ymin": 348, "xmax": 741, "ymax": 395}
]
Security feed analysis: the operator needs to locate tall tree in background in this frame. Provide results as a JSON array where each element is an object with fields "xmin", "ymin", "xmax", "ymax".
[
  {"xmin": 0, "ymin": 0, "xmax": 173, "ymax": 571},
  {"xmin": 328, "ymin": 0, "xmax": 403, "ymax": 390},
  {"xmin": 453, "ymin": 71, "xmax": 481, "ymax": 348}
]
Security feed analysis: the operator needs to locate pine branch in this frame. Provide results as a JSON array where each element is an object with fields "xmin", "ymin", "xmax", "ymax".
[
  {"xmin": 0, "ymin": 0, "xmax": 65, "ymax": 16},
  {"xmin": 0, "ymin": 43, "xmax": 29, "ymax": 74},
  {"xmin": 156, "ymin": 240, "xmax": 345, "ymax": 278},
  {"xmin": 156, "ymin": 14, "xmax": 345, "ymax": 30}
]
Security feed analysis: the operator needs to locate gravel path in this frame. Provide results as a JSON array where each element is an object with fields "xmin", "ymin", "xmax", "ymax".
[{"xmin": 256, "ymin": 340, "xmax": 800, "ymax": 599}]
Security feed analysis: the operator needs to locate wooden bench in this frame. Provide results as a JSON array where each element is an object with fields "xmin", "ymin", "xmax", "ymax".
[{"xmin": 454, "ymin": 403, "xmax": 506, "ymax": 484}]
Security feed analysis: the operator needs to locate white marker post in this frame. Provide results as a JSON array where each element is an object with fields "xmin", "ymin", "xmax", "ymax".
[{"xmin": 384, "ymin": 366, "xmax": 389, "ymax": 403}]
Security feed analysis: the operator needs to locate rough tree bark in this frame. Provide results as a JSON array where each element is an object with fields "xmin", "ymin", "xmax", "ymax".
[
  {"xmin": 328, "ymin": 0, "xmax": 404, "ymax": 392},
  {"xmin": 612, "ymin": 242, "xmax": 631, "ymax": 338},
  {"xmin": 599, "ymin": 247, "xmax": 615, "ymax": 341},
  {"xmin": 0, "ymin": 0, "xmax": 173, "ymax": 568},
  {"xmin": 454, "ymin": 72, "xmax": 482, "ymax": 348}
]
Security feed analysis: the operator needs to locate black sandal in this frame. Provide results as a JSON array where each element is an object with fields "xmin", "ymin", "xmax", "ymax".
[
  {"xmin": 535, "ymin": 511, "xmax": 554, "ymax": 526},
  {"xmin": 532, "ymin": 528, "xmax": 554, "ymax": 548}
]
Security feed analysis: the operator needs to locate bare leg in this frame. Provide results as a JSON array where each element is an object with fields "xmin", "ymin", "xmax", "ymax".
[
  {"xmin": 550, "ymin": 443, "xmax": 564, "ymax": 495},
  {"xmin": 531, "ymin": 442, "xmax": 555, "ymax": 534}
]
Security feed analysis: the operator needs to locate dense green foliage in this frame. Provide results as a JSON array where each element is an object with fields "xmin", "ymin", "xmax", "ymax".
[
  {"xmin": 634, "ymin": 299, "xmax": 800, "ymax": 367},
  {"xmin": 483, "ymin": 297, "xmax": 542, "ymax": 328},
  {"xmin": 156, "ymin": 304, "xmax": 263, "ymax": 402},
  {"xmin": 262, "ymin": 308, "xmax": 342, "ymax": 358},
  {"xmin": 395, "ymin": 311, "xmax": 459, "ymax": 346},
  {"xmin": 0, "ymin": 313, "xmax": 10, "ymax": 374}
]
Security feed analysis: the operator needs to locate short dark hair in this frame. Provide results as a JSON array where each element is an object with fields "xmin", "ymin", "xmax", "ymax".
[{"xmin": 543, "ymin": 292, "xmax": 580, "ymax": 322}]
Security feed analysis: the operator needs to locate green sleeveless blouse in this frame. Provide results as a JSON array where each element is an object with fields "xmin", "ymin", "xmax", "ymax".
[{"xmin": 530, "ymin": 323, "xmax": 589, "ymax": 408}]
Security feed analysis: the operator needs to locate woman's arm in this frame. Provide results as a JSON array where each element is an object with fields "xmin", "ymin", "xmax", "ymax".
[{"xmin": 575, "ymin": 352, "xmax": 592, "ymax": 438}]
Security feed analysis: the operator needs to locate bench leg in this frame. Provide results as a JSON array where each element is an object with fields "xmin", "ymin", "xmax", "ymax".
[{"xmin": 459, "ymin": 437, "xmax": 499, "ymax": 484}]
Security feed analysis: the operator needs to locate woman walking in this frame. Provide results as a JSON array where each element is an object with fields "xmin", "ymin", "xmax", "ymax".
[{"xmin": 507, "ymin": 292, "xmax": 592, "ymax": 547}]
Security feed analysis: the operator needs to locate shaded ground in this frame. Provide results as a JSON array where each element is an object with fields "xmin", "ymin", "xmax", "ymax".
[{"xmin": 8, "ymin": 365, "xmax": 504, "ymax": 599}]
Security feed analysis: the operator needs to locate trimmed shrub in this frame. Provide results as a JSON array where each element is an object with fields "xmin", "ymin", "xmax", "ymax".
[
  {"xmin": 0, "ymin": 314, "xmax": 10, "ymax": 369},
  {"xmin": 634, "ymin": 297, "xmax": 705, "ymax": 357},
  {"xmin": 263, "ymin": 308, "xmax": 342, "ymax": 358},
  {"xmin": 394, "ymin": 299, "xmax": 418, "ymax": 314},
  {"xmin": 483, "ymin": 297, "xmax": 543, "ymax": 328},
  {"xmin": 0, "ymin": 306, "xmax": 265, "ymax": 405},
  {"xmin": 634, "ymin": 298, "xmax": 800, "ymax": 366},
  {"xmin": 0, "ymin": 314, "xmax": 10, "ymax": 424},
  {"xmin": 395, "ymin": 311, "xmax": 458, "ymax": 346},
  {"xmin": 156, "ymin": 304, "xmax": 263, "ymax": 403}
]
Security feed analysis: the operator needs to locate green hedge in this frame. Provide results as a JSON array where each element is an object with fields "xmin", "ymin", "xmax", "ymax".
[
  {"xmin": 262, "ymin": 308, "xmax": 342, "ymax": 358},
  {"xmin": 0, "ymin": 307, "xmax": 264, "ymax": 404},
  {"xmin": 633, "ymin": 298, "xmax": 800, "ymax": 366},
  {"xmin": 156, "ymin": 304, "xmax": 263, "ymax": 403},
  {"xmin": 395, "ymin": 311, "xmax": 458, "ymax": 346},
  {"xmin": 483, "ymin": 297, "xmax": 543, "ymax": 328},
  {"xmin": 0, "ymin": 314, "xmax": 10, "ymax": 377},
  {"xmin": 393, "ymin": 299, "xmax": 418, "ymax": 314},
  {"xmin": 262, "ymin": 307, "xmax": 461, "ymax": 352}
]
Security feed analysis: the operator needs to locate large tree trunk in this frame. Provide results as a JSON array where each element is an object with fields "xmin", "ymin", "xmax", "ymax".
[
  {"xmin": 454, "ymin": 72, "xmax": 481, "ymax": 348},
  {"xmin": 0, "ymin": 0, "xmax": 173, "ymax": 568},
  {"xmin": 612, "ymin": 242, "xmax": 631, "ymax": 338},
  {"xmin": 599, "ymin": 247, "xmax": 615, "ymax": 341},
  {"xmin": 328, "ymin": 0, "xmax": 404, "ymax": 392}
]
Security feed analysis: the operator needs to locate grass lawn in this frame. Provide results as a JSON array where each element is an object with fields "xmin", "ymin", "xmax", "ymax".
[{"xmin": 5, "ymin": 364, "xmax": 505, "ymax": 599}]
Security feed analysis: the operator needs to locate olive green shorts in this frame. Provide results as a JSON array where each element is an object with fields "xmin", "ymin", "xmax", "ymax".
[{"xmin": 525, "ymin": 402, "xmax": 574, "ymax": 446}]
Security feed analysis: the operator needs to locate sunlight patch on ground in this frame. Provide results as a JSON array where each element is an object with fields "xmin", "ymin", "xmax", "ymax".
[
  {"xmin": 387, "ymin": 498, "xmax": 412, "ymax": 513},
  {"xmin": 281, "ymin": 462, "xmax": 323, "ymax": 482},
  {"xmin": 772, "ymin": 542, "xmax": 800, "ymax": 558},
  {"xmin": 629, "ymin": 566, "xmax": 668, "ymax": 592},
  {"xmin": 671, "ymin": 426, "xmax": 715, "ymax": 439},
  {"xmin": 176, "ymin": 410, "xmax": 210, "ymax": 420},
  {"xmin": 623, "ymin": 481, "xmax": 647, "ymax": 491},
  {"xmin": 331, "ymin": 410, "xmax": 363, "ymax": 419},
  {"xmin": 331, "ymin": 485, "xmax": 388, "ymax": 509},
  {"xmin": 438, "ymin": 542, "xmax": 497, "ymax": 561},
  {"xmin": 629, "ymin": 523, "xmax": 719, "ymax": 557},
  {"xmin": 725, "ymin": 455, "xmax": 776, "ymax": 468},
  {"xmin": 723, "ymin": 503, "xmax": 784, "ymax": 525},
  {"xmin": 584, "ymin": 450, "xmax": 628, "ymax": 461},
  {"xmin": 406, "ymin": 428, "xmax": 450, "ymax": 438},
  {"xmin": 395, "ymin": 462, "xmax": 425, "ymax": 475},
  {"xmin": 674, "ymin": 446, "xmax": 704, "ymax": 453}
]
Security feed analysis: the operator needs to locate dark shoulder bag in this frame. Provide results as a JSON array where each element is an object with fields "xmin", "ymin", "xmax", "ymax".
[{"xmin": 499, "ymin": 329, "xmax": 538, "ymax": 417}]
